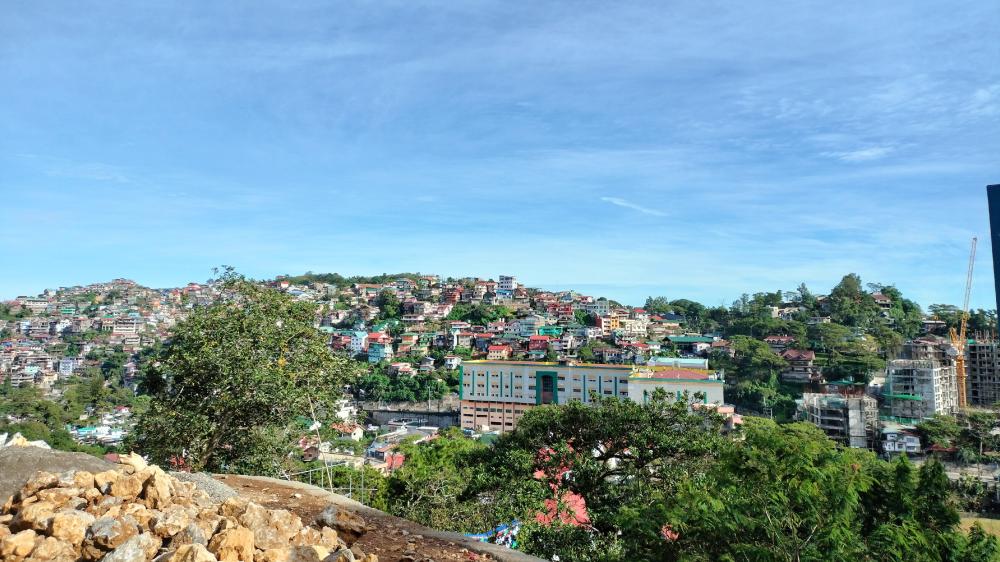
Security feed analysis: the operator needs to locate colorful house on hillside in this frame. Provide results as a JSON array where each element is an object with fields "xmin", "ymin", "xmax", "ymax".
[
  {"xmin": 764, "ymin": 335, "xmax": 796, "ymax": 353},
  {"xmin": 487, "ymin": 345, "xmax": 513, "ymax": 360},
  {"xmin": 537, "ymin": 326, "xmax": 563, "ymax": 337},
  {"xmin": 667, "ymin": 335, "xmax": 715, "ymax": 355},
  {"xmin": 528, "ymin": 335, "xmax": 552, "ymax": 352},
  {"xmin": 444, "ymin": 355, "xmax": 462, "ymax": 370},
  {"xmin": 349, "ymin": 331, "xmax": 368, "ymax": 356},
  {"xmin": 781, "ymin": 349, "xmax": 821, "ymax": 383},
  {"xmin": 367, "ymin": 333, "xmax": 394, "ymax": 364}
]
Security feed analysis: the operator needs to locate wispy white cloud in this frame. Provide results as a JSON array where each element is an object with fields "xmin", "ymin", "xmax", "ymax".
[
  {"xmin": 599, "ymin": 196, "xmax": 667, "ymax": 217},
  {"xmin": 965, "ymin": 84, "xmax": 1000, "ymax": 116},
  {"xmin": 822, "ymin": 146, "xmax": 895, "ymax": 162}
]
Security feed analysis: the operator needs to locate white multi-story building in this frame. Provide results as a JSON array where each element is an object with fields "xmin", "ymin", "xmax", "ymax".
[
  {"xmin": 518, "ymin": 315, "xmax": 546, "ymax": 337},
  {"xmin": 498, "ymin": 275, "xmax": 518, "ymax": 292},
  {"xmin": 112, "ymin": 317, "xmax": 140, "ymax": 336},
  {"xmin": 587, "ymin": 298, "xmax": 611, "ymax": 317},
  {"xmin": 349, "ymin": 331, "xmax": 368, "ymax": 356},
  {"xmin": 881, "ymin": 423, "xmax": 922, "ymax": 454}
]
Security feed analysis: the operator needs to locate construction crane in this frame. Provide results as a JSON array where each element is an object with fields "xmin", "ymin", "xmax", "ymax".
[{"xmin": 951, "ymin": 237, "xmax": 978, "ymax": 408}]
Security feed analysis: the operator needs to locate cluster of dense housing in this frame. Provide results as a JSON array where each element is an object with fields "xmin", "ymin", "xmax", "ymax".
[
  {"xmin": 4, "ymin": 272, "xmax": 1000, "ymax": 461},
  {"xmin": 1, "ymin": 279, "xmax": 219, "ymax": 443},
  {"xmin": 1, "ymin": 279, "xmax": 216, "ymax": 389}
]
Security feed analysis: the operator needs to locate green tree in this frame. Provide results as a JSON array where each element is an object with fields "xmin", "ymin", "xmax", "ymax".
[
  {"xmin": 961, "ymin": 523, "xmax": 1000, "ymax": 562},
  {"xmin": 667, "ymin": 420, "xmax": 873, "ymax": 562},
  {"xmin": 643, "ymin": 296, "xmax": 672, "ymax": 316},
  {"xmin": 915, "ymin": 458, "xmax": 960, "ymax": 533},
  {"xmin": 808, "ymin": 322, "xmax": 853, "ymax": 352},
  {"xmin": 829, "ymin": 273, "xmax": 875, "ymax": 328},
  {"xmin": 823, "ymin": 345, "xmax": 886, "ymax": 384},
  {"xmin": 387, "ymin": 428, "xmax": 490, "ymax": 531},
  {"xmin": 464, "ymin": 392, "xmax": 727, "ymax": 562},
  {"xmin": 129, "ymin": 270, "xmax": 364, "ymax": 474},
  {"xmin": 375, "ymin": 290, "xmax": 402, "ymax": 320},
  {"xmin": 916, "ymin": 415, "xmax": 962, "ymax": 448},
  {"xmin": 573, "ymin": 310, "xmax": 596, "ymax": 326},
  {"xmin": 728, "ymin": 335, "xmax": 788, "ymax": 382}
]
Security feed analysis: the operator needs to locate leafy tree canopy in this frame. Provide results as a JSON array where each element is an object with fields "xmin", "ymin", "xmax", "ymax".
[{"xmin": 129, "ymin": 269, "xmax": 364, "ymax": 474}]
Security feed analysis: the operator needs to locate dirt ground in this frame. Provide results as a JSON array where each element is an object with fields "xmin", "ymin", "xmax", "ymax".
[{"xmin": 217, "ymin": 474, "xmax": 497, "ymax": 562}]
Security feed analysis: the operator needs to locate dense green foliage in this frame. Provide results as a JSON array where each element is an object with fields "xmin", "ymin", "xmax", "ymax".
[
  {"xmin": 647, "ymin": 274, "xmax": 931, "ymax": 416},
  {"xmin": 128, "ymin": 270, "xmax": 364, "ymax": 474},
  {"xmin": 445, "ymin": 303, "xmax": 513, "ymax": 325},
  {"xmin": 374, "ymin": 290, "xmax": 402, "ymax": 320},
  {"xmin": 278, "ymin": 272, "xmax": 425, "ymax": 288},
  {"xmin": 353, "ymin": 368, "xmax": 448, "ymax": 402},
  {"xmin": 381, "ymin": 397, "xmax": 1000, "ymax": 562},
  {"xmin": 386, "ymin": 428, "xmax": 491, "ymax": 531}
]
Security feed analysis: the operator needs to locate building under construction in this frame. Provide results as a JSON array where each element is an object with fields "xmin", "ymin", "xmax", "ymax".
[
  {"xmin": 967, "ymin": 185, "xmax": 1000, "ymax": 406},
  {"xmin": 799, "ymin": 391, "xmax": 879, "ymax": 449},
  {"xmin": 884, "ymin": 337, "xmax": 959, "ymax": 422},
  {"xmin": 968, "ymin": 337, "xmax": 1000, "ymax": 406}
]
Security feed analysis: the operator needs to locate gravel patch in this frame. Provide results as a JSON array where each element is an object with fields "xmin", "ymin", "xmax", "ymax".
[{"xmin": 170, "ymin": 471, "xmax": 238, "ymax": 502}]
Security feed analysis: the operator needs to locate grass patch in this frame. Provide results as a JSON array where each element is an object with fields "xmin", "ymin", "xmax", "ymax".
[{"xmin": 962, "ymin": 516, "xmax": 1000, "ymax": 536}]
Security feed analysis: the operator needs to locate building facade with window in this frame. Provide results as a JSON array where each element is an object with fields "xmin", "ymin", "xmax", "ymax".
[{"xmin": 459, "ymin": 360, "xmax": 727, "ymax": 432}]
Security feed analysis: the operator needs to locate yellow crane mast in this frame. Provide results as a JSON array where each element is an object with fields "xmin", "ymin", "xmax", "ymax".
[{"xmin": 951, "ymin": 237, "xmax": 977, "ymax": 408}]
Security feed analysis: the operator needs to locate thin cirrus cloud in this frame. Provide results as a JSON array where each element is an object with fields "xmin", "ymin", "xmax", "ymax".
[
  {"xmin": 599, "ymin": 197, "xmax": 668, "ymax": 217},
  {"xmin": 822, "ymin": 146, "xmax": 895, "ymax": 162}
]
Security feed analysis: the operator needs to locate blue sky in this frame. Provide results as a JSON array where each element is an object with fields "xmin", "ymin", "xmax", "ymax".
[{"xmin": 2, "ymin": 1, "xmax": 998, "ymax": 309}]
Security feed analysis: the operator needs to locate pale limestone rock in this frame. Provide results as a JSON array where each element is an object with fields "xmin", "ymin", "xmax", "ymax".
[
  {"xmin": 22, "ymin": 472, "xmax": 59, "ymax": 497},
  {"xmin": 87, "ymin": 516, "xmax": 138, "ymax": 550},
  {"xmin": 289, "ymin": 527, "xmax": 321, "ymax": 547},
  {"xmin": 194, "ymin": 510, "xmax": 223, "ymax": 539},
  {"xmin": 208, "ymin": 526, "xmax": 254, "ymax": 562},
  {"xmin": 118, "ymin": 453, "xmax": 149, "ymax": 474},
  {"xmin": 25, "ymin": 535, "xmax": 76, "ymax": 562},
  {"xmin": 153, "ymin": 505, "xmax": 194, "ymax": 538},
  {"xmin": 216, "ymin": 498, "xmax": 248, "ymax": 519},
  {"xmin": 168, "ymin": 543, "xmax": 218, "ymax": 562},
  {"xmin": 84, "ymin": 487, "xmax": 105, "ymax": 503},
  {"xmin": 88, "ymin": 496, "xmax": 123, "ymax": 518},
  {"xmin": 121, "ymin": 503, "xmax": 155, "ymax": 530},
  {"xmin": 101, "ymin": 533, "xmax": 161, "ymax": 562},
  {"xmin": 169, "ymin": 523, "xmax": 207, "ymax": 548},
  {"xmin": 110, "ymin": 473, "xmax": 145, "ymax": 501},
  {"xmin": 0, "ymin": 529, "xmax": 38, "ymax": 560},
  {"xmin": 75, "ymin": 471, "xmax": 98, "ymax": 490},
  {"xmin": 12, "ymin": 500, "xmax": 56, "ymax": 533},
  {"xmin": 94, "ymin": 471, "xmax": 120, "ymax": 494},
  {"xmin": 267, "ymin": 510, "xmax": 302, "ymax": 544},
  {"xmin": 322, "ymin": 548, "xmax": 355, "ymax": 562},
  {"xmin": 288, "ymin": 545, "xmax": 330, "ymax": 562},
  {"xmin": 37, "ymin": 486, "xmax": 84, "ymax": 507},
  {"xmin": 143, "ymin": 470, "xmax": 174, "ymax": 509},
  {"xmin": 49, "ymin": 508, "xmax": 96, "ymax": 546},
  {"xmin": 256, "ymin": 548, "xmax": 291, "ymax": 562}
]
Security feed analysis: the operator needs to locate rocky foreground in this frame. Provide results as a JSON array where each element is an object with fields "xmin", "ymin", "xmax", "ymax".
[{"xmin": 0, "ymin": 454, "xmax": 374, "ymax": 562}]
